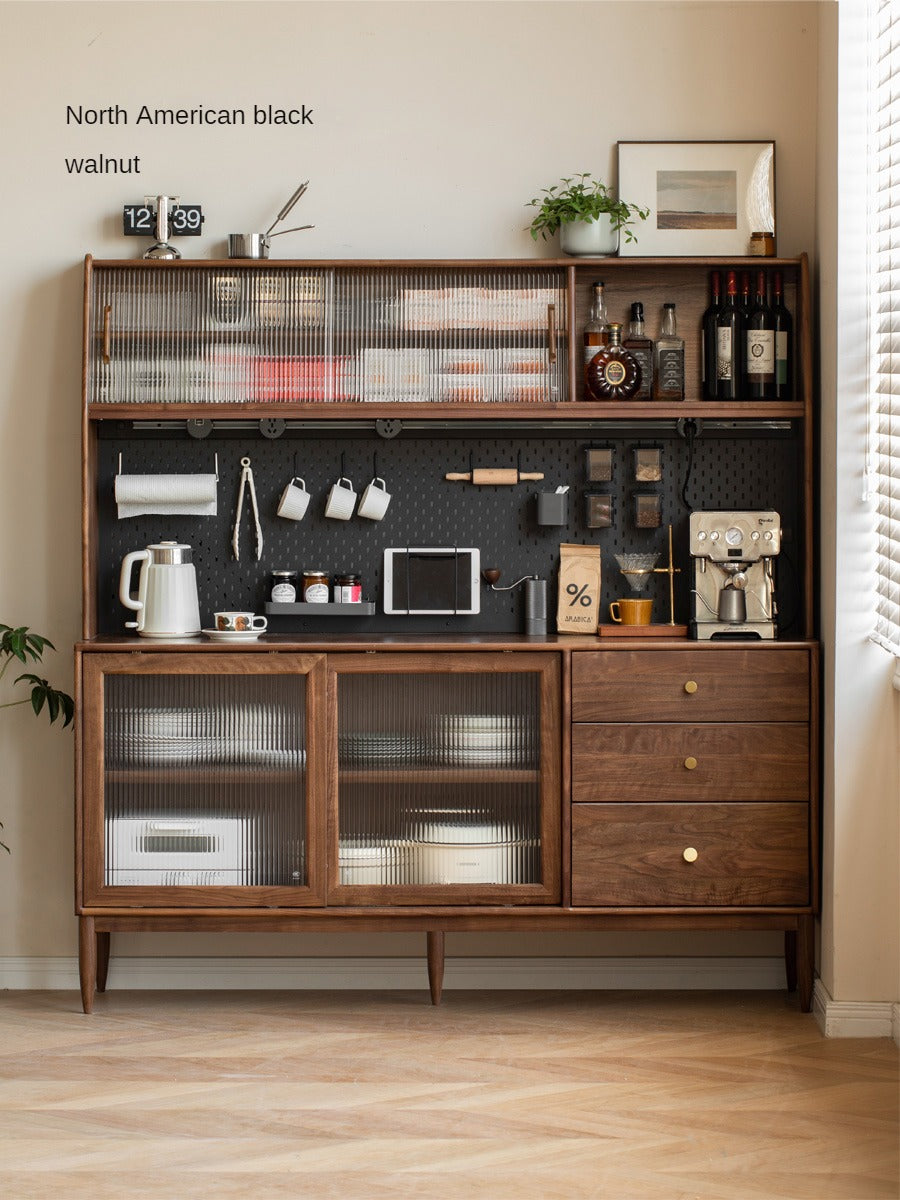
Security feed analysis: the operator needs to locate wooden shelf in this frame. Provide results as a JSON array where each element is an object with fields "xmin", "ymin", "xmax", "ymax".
[
  {"xmin": 339, "ymin": 767, "xmax": 539, "ymax": 784},
  {"xmin": 87, "ymin": 400, "xmax": 804, "ymax": 421}
]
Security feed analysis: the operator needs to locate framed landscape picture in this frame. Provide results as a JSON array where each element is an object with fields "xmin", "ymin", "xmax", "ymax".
[{"xmin": 617, "ymin": 140, "xmax": 776, "ymax": 257}]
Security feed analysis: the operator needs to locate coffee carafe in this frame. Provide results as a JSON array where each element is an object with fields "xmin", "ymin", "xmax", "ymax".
[
  {"xmin": 689, "ymin": 511, "xmax": 780, "ymax": 640},
  {"xmin": 119, "ymin": 542, "xmax": 201, "ymax": 637}
]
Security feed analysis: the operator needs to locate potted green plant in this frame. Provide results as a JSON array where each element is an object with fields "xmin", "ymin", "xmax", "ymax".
[
  {"xmin": 0, "ymin": 623, "xmax": 74, "ymax": 852},
  {"xmin": 526, "ymin": 173, "xmax": 650, "ymax": 255}
]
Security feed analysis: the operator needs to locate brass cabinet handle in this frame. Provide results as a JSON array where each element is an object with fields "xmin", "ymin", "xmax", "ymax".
[
  {"xmin": 683, "ymin": 756, "xmax": 698, "ymax": 770},
  {"xmin": 684, "ymin": 679, "xmax": 698, "ymax": 694},
  {"xmin": 102, "ymin": 304, "xmax": 112, "ymax": 364},
  {"xmin": 547, "ymin": 303, "xmax": 557, "ymax": 365},
  {"xmin": 682, "ymin": 846, "xmax": 699, "ymax": 863}
]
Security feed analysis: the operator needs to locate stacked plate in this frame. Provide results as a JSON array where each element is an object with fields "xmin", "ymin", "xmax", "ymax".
[
  {"xmin": 426, "ymin": 713, "xmax": 536, "ymax": 767},
  {"xmin": 108, "ymin": 706, "xmax": 304, "ymax": 767},
  {"xmin": 338, "ymin": 732, "xmax": 423, "ymax": 767}
]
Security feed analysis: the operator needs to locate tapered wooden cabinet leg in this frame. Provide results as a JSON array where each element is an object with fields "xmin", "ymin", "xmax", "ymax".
[
  {"xmin": 797, "ymin": 914, "xmax": 815, "ymax": 1013},
  {"xmin": 784, "ymin": 929, "xmax": 798, "ymax": 994},
  {"xmin": 427, "ymin": 931, "xmax": 445, "ymax": 1006},
  {"xmin": 96, "ymin": 931, "xmax": 111, "ymax": 993},
  {"xmin": 78, "ymin": 917, "xmax": 96, "ymax": 1014}
]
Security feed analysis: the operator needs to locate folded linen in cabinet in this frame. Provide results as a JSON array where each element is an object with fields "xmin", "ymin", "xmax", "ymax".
[{"xmin": 115, "ymin": 473, "xmax": 218, "ymax": 518}]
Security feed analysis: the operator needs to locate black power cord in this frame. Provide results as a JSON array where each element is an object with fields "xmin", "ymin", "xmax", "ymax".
[{"xmin": 678, "ymin": 418, "xmax": 700, "ymax": 510}]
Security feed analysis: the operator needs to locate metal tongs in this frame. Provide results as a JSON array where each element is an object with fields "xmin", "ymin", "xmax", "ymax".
[
  {"xmin": 232, "ymin": 456, "xmax": 263, "ymax": 561},
  {"xmin": 265, "ymin": 180, "xmax": 314, "ymax": 240}
]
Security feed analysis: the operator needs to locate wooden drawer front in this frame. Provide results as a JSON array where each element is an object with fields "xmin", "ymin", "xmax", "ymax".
[
  {"xmin": 571, "ymin": 723, "xmax": 809, "ymax": 804},
  {"xmin": 571, "ymin": 649, "xmax": 809, "ymax": 723},
  {"xmin": 571, "ymin": 803, "xmax": 809, "ymax": 907}
]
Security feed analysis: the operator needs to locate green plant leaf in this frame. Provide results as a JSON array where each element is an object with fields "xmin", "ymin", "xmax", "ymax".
[
  {"xmin": 525, "ymin": 172, "xmax": 649, "ymax": 243},
  {"xmin": 14, "ymin": 673, "xmax": 74, "ymax": 727}
]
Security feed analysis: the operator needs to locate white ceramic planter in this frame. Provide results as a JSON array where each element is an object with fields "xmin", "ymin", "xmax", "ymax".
[{"xmin": 559, "ymin": 215, "xmax": 619, "ymax": 257}]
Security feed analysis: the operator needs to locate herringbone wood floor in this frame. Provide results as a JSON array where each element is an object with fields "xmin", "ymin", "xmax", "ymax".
[{"xmin": 0, "ymin": 989, "xmax": 897, "ymax": 1200}]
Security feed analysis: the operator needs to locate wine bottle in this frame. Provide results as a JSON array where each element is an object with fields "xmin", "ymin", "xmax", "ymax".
[
  {"xmin": 772, "ymin": 270, "xmax": 794, "ymax": 400},
  {"xmin": 585, "ymin": 322, "xmax": 641, "ymax": 401},
  {"xmin": 701, "ymin": 271, "xmax": 722, "ymax": 401},
  {"xmin": 623, "ymin": 301, "xmax": 654, "ymax": 401},
  {"xmin": 739, "ymin": 270, "xmax": 752, "ymax": 316},
  {"xmin": 714, "ymin": 270, "xmax": 743, "ymax": 400},
  {"xmin": 744, "ymin": 270, "xmax": 776, "ymax": 400},
  {"xmin": 654, "ymin": 303, "xmax": 684, "ymax": 401}
]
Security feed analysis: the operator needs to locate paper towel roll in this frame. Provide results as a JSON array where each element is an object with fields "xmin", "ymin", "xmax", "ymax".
[{"xmin": 115, "ymin": 474, "xmax": 218, "ymax": 518}]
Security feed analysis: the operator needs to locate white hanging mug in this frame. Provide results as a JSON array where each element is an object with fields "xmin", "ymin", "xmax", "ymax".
[
  {"xmin": 324, "ymin": 476, "xmax": 356, "ymax": 520},
  {"xmin": 357, "ymin": 476, "xmax": 391, "ymax": 521},
  {"xmin": 276, "ymin": 476, "xmax": 310, "ymax": 521}
]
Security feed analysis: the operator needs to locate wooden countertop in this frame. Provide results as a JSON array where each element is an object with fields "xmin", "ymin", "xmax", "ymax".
[{"xmin": 76, "ymin": 633, "xmax": 817, "ymax": 653}]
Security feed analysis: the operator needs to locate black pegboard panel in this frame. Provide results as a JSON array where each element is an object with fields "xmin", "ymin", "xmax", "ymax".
[{"xmin": 97, "ymin": 429, "xmax": 803, "ymax": 636}]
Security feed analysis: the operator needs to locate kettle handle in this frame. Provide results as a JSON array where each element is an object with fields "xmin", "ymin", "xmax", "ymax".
[{"xmin": 119, "ymin": 550, "xmax": 150, "ymax": 628}]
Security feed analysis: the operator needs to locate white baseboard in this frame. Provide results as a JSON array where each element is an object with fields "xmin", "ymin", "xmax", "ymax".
[
  {"xmin": 3, "ymin": 953, "xmax": 787, "ymax": 994},
  {"xmin": 813, "ymin": 978, "xmax": 899, "ymax": 1040}
]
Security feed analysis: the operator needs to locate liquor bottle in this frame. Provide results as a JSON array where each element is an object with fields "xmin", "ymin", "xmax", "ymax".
[
  {"xmin": 585, "ymin": 322, "xmax": 641, "ymax": 401},
  {"xmin": 771, "ymin": 270, "xmax": 793, "ymax": 400},
  {"xmin": 583, "ymin": 281, "xmax": 609, "ymax": 375},
  {"xmin": 714, "ymin": 270, "xmax": 743, "ymax": 400},
  {"xmin": 623, "ymin": 302, "xmax": 654, "ymax": 401},
  {"xmin": 701, "ymin": 271, "xmax": 722, "ymax": 401},
  {"xmin": 744, "ymin": 270, "xmax": 776, "ymax": 400},
  {"xmin": 739, "ymin": 271, "xmax": 752, "ymax": 316},
  {"xmin": 654, "ymin": 303, "xmax": 684, "ymax": 401}
]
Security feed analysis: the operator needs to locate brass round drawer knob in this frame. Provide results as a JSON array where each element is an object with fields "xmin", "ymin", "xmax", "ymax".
[
  {"xmin": 683, "ymin": 756, "xmax": 698, "ymax": 770},
  {"xmin": 684, "ymin": 680, "xmax": 698, "ymax": 694},
  {"xmin": 683, "ymin": 846, "xmax": 699, "ymax": 863}
]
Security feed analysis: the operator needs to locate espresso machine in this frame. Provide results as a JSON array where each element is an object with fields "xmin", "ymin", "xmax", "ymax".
[{"xmin": 689, "ymin": 511, "xmax": 781, "ymax": 639}]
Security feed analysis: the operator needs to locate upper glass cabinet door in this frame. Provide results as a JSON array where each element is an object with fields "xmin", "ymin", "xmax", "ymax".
[{"xmin": 86, "ymin": 262, "xmax": 569, "ymax": 408}]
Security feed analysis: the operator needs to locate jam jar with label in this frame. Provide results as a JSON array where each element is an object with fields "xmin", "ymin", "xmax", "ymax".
[
  {"xmin": 269, "ymin": 571, "xmax": 298, "ymax": 603},
  {"xmin": 333, "ymin": 573, "xmax": 362, "ymax": 603},
  {"xmin": 302, "ymin": 571, "xmax": 330, "ymax": 603}
]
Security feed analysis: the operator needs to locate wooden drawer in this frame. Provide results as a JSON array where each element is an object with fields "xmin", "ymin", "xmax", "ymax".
[
  {"xmin": 571, "ymin": 723, "xmax": 809, "ymax": 803},
  {"xmin": 571, "ymin": 803, "xmax": 809, "ymax": 907},
  {"xmin": 571, "ymin": 648, "xmax": 810, "ymax": 723}
]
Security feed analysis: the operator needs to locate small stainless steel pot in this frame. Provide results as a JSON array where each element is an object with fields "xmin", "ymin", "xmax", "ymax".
[{"xmin": 228, "ymin": 233, "xmax": 270, "ymax": 260}]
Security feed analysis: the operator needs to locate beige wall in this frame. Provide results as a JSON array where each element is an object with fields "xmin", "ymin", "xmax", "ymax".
[{"xmin": 4, "ymin": 2, "xmax": 881, "ymax": 982}]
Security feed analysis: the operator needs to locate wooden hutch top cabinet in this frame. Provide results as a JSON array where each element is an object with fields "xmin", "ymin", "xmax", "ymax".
[{"xmin": 75, "ymin": 255, "xmax": 818, "ymax": 1014}]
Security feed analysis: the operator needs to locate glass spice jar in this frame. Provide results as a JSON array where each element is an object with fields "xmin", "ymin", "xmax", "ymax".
[
  {"xmin": 333, "ymin": 573, "xmax": 362, "ymax": 603},
  {"xmin": 269, "ymin": 571, "xmax": 298, "ymax": 603},
  {"xmin": 301, "ymin": 571, "xmax": 330, "ymax": 603}
]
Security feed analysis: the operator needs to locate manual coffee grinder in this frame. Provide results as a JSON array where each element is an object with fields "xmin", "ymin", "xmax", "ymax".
[{"xmin": 689, "ymin": 510, "xmax": 781, "ymax": 639}]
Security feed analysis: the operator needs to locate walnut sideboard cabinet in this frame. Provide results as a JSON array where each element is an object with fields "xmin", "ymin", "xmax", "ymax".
[
  {"xmin": 76, "ymin": 254, "xmax": 818, "ymax": 1012},
  {"xmin": 74, "ymin": 637, "xmax": 817, "ymax": 1013}
]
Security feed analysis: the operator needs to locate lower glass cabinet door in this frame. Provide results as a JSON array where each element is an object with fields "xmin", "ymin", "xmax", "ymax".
[
  {"xmin": 330, "ymin": 654, "xmax": 561, "ymax": 903},
  {"xmin": 81, "ymin": 653, "xmax": 325, "ymax": 906}
]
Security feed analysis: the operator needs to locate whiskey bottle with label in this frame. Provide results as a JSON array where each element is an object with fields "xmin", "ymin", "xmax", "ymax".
[
  {"xmin": 654, "ymin": 303, "xmax": 685, "ymax": 401},
  {"xmin": 585, "ymin": 322, "xmax": 641, "ymax": 401},
  {"xmin": 623, "ymin": 302, "xmax": 654, "ymax": 401},
  {"xmin": 583, "ymin": 282, "xmax": 609, "ymax": 390}
]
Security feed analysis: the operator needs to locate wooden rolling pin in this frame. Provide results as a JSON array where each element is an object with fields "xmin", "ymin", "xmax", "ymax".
[{"xmin": 445, "ymin": 468, "xmax": 544, "ymax": 485}]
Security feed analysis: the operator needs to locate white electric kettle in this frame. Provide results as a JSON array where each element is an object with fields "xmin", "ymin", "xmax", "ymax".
[{"xmin": 119, "ymin": 542, "xmax": 201, "ymax": 637}]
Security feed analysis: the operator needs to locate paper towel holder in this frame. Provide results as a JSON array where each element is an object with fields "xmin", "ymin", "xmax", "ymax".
[{"xmin": 116, "ymin": 453, "xmax": 219, "ymax": 481}]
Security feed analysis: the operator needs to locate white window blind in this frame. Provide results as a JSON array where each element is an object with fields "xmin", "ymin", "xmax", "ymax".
[{"xmin": 871, "ymin": 0, "xmax": 900, "ymax": 654}]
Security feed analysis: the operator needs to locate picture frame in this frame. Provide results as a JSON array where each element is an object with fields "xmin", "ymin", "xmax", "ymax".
[{"xmin": 616, "ymin": 140, "xmax": 775, "ymax": 257}]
